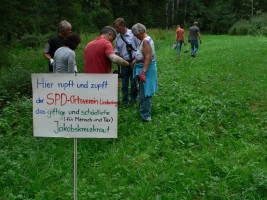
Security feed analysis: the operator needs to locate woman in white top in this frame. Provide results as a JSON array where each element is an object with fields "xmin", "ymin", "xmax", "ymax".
[
  {"xmin": 53, "ymin": 33, "xmax": 81, "ymax": 73},
  {"xmin": 132, "ymin": 23, "xmax": 158, "ymax": 122}
]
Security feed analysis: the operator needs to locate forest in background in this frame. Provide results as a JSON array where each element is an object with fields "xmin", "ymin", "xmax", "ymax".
[{"xmin": 1, "ymin": 0, "xmax": 267, "ymax": 44}]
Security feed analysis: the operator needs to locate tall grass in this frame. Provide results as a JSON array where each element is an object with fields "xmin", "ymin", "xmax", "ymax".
[{"xmin": 0, "ymin": 30, "xmax": 266, "ymax": 199}]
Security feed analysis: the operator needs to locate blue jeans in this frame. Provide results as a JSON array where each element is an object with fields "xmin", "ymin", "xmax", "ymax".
[
  {"xmin": 190, "ymin": 40, "xmax": 199, "ymax": 54},
  {"xmin": 121, "ymin": 66, "xmax": 137, "ymax": 104},
  {"xmin": 177, "ymin": 41, "xmax": 183, "ymax": 55},
  {"xmin": 138, "ymin": 78, "xmax": 152, "ymax": 121}
]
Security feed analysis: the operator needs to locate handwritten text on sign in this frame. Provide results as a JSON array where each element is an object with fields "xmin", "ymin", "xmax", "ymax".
[{"xmin": 32, "ymin": 74, "xmax": 118, "ymax": 138}]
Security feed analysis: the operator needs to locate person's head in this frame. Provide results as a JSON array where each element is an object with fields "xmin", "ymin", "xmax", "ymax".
[
  {"xmin": 132, "ymin": 23, "xmax": 146, "ymax": 35},
  {"xmin": 59, "ymin": 20, "xmax": 72, "ymax": 37},
  {"xmin": 132, "ymin": 23, "xmax": 147, "ymax": 40},
  {"xmin": 177, "ymin": 24, "xmax": 180, "ymax": 28},
  {"xmin": 100, "ymin": 26, "xmax": 117, "ymax": 42},
  {"xmin": 193, "ymin": 21, "xmax": 198, "ymax": 26},
  {"xmin": 63, "ymin": 33, "xmax": 81, "ymax": 50},
  {"xmin": 114, "ymin": 18, "xmax": 127, "ymax": 34}
]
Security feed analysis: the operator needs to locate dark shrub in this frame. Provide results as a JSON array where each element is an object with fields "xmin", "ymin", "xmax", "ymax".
[
  {"xmin": 18, "ymin": 33, "xmax": 54, "ymax": 48},
  {"xmin": 0, "ymin": 68, "xmax": 32, "ymax": 111},
  {"xmin": 229, "ymin": 13, "xmax": 267, "ymax": 36}
]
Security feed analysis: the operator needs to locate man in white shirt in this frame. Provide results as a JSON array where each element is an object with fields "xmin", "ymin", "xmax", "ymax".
[{"xmin": 114, "ymin": 18, "xmax": 140, "ymax": 105}]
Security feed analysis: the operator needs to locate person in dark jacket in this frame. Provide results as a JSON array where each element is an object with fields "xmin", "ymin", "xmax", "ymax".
[
  {"xmin": 53, "ymin": 33, "xmax": 81, "ymax": 73},
  {"xmin": 43, "ymin": 20, "xmax": 72, "ymax": 72}
]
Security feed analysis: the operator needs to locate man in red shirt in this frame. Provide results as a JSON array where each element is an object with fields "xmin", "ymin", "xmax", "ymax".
[
  {"xmin": 85, "ymin": 26, "xmax": 129, "ymax": 73},
  {"xmin": 175, "ymin": 25, "xmax": 185, "ymax": 59}
]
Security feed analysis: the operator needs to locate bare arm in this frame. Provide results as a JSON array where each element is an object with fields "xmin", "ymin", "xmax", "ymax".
[
  {"xmin": 188, "ymin": 31, "xmax": 191, "ymax": 41},
  {"xmin": 141, "ymin": 40, "xmax": 152, "ymax": 72},
  {"xmin": 131, "ymin": 59, "xmax": 136, "ymax": 67},
  {"xmin": 43, "ymin": 43, "xmax": 53, "ymax": 61},
  {"xmin": 197, "ymin": 32, "xmax": 201, "ymax": 40},
  {"xmin": 108, "ymin": 54, "xmax": 129, "ymax": 66},
  {"xmin": 114, "ymin": 53, "xmax": 120, "ymax": 70},
  {"xmin": 43, "ymin": 52, "xmax": 52, "ymax": 61}
]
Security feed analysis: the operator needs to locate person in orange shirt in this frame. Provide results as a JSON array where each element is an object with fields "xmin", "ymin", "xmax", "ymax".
[{"xmin": 175, "ymin": 25, "xmax": 185, "ymax": 59}]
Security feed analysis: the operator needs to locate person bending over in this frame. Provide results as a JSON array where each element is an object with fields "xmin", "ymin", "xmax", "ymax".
[
  {"xmin": 132, "ymin": 23, "xmax": 158, "ymax": 122},
  {"xmin": 84, "ymin": 26, "xmax": 129, "ymax": 74}
]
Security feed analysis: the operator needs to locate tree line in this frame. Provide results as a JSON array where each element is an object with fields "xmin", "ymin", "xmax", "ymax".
[{"xmin": 1, "ymin": 0, "xmax": 266, "ymax": 44}]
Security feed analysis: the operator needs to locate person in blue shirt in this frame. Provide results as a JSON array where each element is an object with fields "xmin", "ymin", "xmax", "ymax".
[{"xmin": 114, "ymin": 18, "xmax": 140, "ymax": 105}]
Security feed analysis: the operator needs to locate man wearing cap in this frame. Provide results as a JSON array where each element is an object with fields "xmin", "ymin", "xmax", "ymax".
[
  {"xmin": 43, "ymin": 20, "xmax": 72, "ymax": 72},
  {"xmin": 84, "ymin": 26, "xmax": 129, "ymax": 74},
  {"xmin": 114, "ymin": 18, "xmax": 139, "ymax": 105}
]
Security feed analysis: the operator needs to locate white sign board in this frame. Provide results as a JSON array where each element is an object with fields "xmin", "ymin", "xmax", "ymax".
[{"xmin": 32, "ymin": 73, "xmax": 118, "ymax": 138}]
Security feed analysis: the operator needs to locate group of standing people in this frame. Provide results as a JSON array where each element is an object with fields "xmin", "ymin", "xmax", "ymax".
[
  {"xmin": 43, "ymin": 19, "xmax": 158, "ymax": 122},
  {"xmin": 175, "ymin": 21, "xmax": 202, "ymax": 59}
]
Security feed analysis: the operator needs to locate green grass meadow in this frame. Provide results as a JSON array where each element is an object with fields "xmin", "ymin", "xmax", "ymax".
[{"xmin": 0, "ymin": 30, "xmax": 266, "ymax": 199}]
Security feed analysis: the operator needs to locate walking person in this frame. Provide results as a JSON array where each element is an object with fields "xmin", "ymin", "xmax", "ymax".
[
  {"xmin": 84, "ymin": 26, "xmax": 129, "ymax": 74},
  {"xmin": 114, "ymin": 18, "xmax": 140, "ymax": 105},
  {"xmin": 175, "ymin": 24, "xmax": 185, "ymax": 60},
  {"xmin": 43, "ymin": 20, "xmax": 72, "ymax": 72},
  {"xmin": 132, "ymin": 23, "xmax": 158, "ymax": 122},
  {"xmin": 188, "ymin": 21, "xmax": 202, "ymax": 58}
]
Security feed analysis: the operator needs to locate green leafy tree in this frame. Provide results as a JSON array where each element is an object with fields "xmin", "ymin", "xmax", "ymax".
[
  {"xmin": 81, "ymin": 0, "xmax": 113, "ymax": 32},
  {"xmin": 205, "ymin": 0, "xmax": 236, "ymax": 34}
]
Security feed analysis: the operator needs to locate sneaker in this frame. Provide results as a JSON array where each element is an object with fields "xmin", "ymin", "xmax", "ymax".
[
  {"xmin": 141, "ymin": 117, "xmax": 151, "ymax": 123},
  {"xmin": 191, "ymin": 54, "xmax": 195, "ymax": 58}
]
